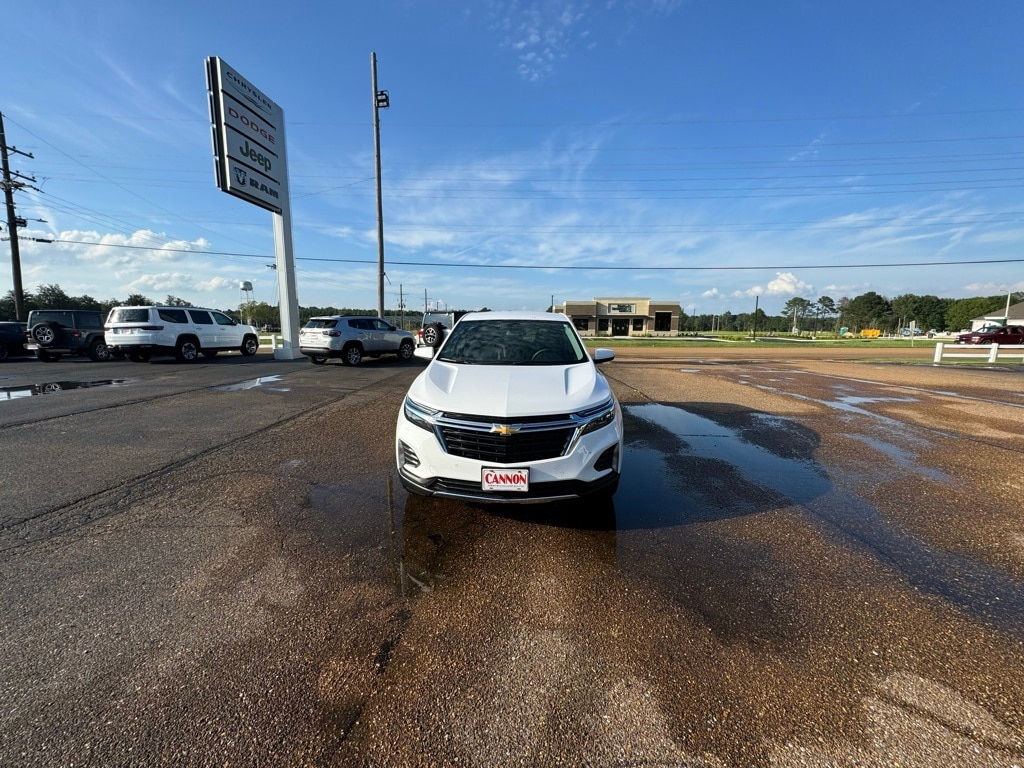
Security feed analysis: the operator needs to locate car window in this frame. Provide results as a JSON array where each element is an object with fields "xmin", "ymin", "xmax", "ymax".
[
  {"xmin": 78, "ymin": 313, "xmax": 103, "ymax": 329},
  {"xmin": 212, "ymin": 311, "xmax": 236, "ymax": 326},
  {"xmin": 371, "ymin": 319, "xmax": 392, "ymax": 331},
  {"xmin": 305, "ymin": 318, "xmax": 338, "ymax": 330},
  {"xmin": 111, "ymin": 308, "xmax": 152, "ymax": 323},
  {"xmin": 349, "ymin": 319, "xmax": 371, "ymax": 330},
  {"xmin": 440, "ymin": 319, "xmax": 587, "ymax": 365},
  {"xmin": 158, "ymin": 309, "xmax": 189, "ymax": 324},
  {"xmin": 188, "ymin": 310, "xmax": 213, "ymax": 325},
  {"xmin": 31, "ymin": 311, "xmax": 72, "ymax": 325}
]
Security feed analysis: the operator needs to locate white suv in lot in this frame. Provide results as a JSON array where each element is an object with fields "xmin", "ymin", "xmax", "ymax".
[
  {"xmin": 299, "ymin": 315, "xmax": 415, "ymax": 365},
  {"xmin": 105, "ymin": 306, "xmax": 260, "ymax": 362},
  {"xmin": 396, "ymin": 311, "xmax": 622, "ymax": 503}
]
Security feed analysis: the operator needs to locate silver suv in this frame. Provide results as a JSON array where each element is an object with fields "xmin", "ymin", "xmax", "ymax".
[
  {"xmin": 299, "ymin": 315, "xmax": 415, "ymax": 366},
  {"xmin": 105, "ymin": 306, "xmax": 260, "ymax": 362}
]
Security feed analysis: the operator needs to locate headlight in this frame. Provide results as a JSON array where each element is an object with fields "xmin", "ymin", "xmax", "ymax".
[
  {"xmin": 403, "ymin": 397, "xmax": 440, "ymax": 432},
  {"xmin": 577, "ymin": 399, "xmax": 617, "ymax": 436}
]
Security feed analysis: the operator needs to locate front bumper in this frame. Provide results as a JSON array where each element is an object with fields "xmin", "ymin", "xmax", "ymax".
[
  {"xmin": 395, "ymin": 407, "xmax": 622, "ymax": 504},
  {"xmin": 397, "ymin": 465, "xmax": 619, "ymax": 503}
]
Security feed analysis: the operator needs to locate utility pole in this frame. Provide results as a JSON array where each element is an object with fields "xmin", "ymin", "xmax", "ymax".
[
  {"xmin": 371, "ymin": 53, "xmax": 389, "ymax": 320},
  {"xmin": 0, "ymin": 111, "xmax": 33, "ymax": 321}
]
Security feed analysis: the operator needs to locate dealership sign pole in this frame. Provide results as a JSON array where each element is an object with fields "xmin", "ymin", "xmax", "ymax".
[{"xmin": 206, "ymin": 57, "xmax": 302, "ymax": 360}]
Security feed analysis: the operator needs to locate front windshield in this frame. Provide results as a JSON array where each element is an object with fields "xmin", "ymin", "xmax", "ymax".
[{"xmin": 438, "ymin": 319, "xmax": 588, "ymax": 365}]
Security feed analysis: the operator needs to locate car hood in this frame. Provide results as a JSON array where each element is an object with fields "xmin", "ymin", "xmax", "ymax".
[{"xmin": 408, "ymin": 361, "xmax": 611, "ymax": 418}]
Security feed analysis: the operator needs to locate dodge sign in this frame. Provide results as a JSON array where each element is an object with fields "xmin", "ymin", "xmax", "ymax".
[{"xmin": 206, "ymin": 57, "xmax": 288, "ymax": 214}]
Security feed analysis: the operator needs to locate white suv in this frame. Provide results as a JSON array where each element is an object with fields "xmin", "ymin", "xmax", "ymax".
[
  {"xmin": 105, "ymin": 306, "xmax": 260, "ymax": 362},
  {"xmin": 396, "ymin": 311, "xmax": 622, "ymax": 503}
]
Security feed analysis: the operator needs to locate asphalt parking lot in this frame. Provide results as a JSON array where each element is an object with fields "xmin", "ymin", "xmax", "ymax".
[{"xmin": 1, "ymin": 346, "xmax": 1023, "ymax": 767}]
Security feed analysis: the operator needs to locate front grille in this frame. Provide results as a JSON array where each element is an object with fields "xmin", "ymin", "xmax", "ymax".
[{"xmin": 439, "ymin": 425, "xmax": 576, "ymax": 463}]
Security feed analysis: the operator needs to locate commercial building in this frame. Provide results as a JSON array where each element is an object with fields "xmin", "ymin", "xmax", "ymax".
[
  {"xmin": 559, "ymin": 298, "xmax": 682, "ymax": 337},
  {"xmin": 970, "ymin": 300, "xmax": 1024, "ymax": 330}
]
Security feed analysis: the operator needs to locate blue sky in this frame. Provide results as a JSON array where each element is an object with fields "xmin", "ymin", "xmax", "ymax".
[{"xmin": 3, "ymin": 0, "xmax": 1023, "ymax": 317}]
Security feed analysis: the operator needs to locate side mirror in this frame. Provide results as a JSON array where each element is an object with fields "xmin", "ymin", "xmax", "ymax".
[
  {"xmin": 592, "ymin": 348, "xmax": 615, "ymax": 364},
  {"xmin": 414, "ymin": 346, "xmax": 435, "ymax": 361}
]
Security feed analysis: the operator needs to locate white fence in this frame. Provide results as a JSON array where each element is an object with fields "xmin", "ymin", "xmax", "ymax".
[
  {"xmin": 258, "ymin": 335, "xmax": 284, "ymax": 349},
  {"xmin": 933, "ymin": 342, "xmax": 1024, "ymax": 364}
]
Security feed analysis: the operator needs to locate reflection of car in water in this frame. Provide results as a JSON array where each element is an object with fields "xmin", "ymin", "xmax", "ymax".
[
  {"xmin": 0, "ymin": 379, "xmax": 126, "ymax": 400},
  {"xmin": 397, "ymin": 491, "xmax": 617, "ymax": 596}
]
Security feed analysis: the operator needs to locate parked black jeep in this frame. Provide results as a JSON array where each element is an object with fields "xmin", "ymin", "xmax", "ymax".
[{"xmin": 25, "ymin": 310, "xmax": 111, "ymax": 362}]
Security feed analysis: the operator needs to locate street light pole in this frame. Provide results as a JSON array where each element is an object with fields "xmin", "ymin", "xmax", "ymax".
[{"xmin": 371, "ymin": 53, "xmax": 389, "ymax": 320}]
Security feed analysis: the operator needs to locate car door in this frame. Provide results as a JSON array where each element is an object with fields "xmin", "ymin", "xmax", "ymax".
[
  {"xmin": 186, "ymin": 309, "xmax": 218, "ymax": 349},
  {"xmin": 370, "ymin": 318, "xmax": 399, "ymax": 352},
  {"xmin": 212, "ymin": 310, "xmax": 242, "ymax": 348},
  {"xmin": 354, "ymin": 318, "xmax": 381, "ymax": 353}
]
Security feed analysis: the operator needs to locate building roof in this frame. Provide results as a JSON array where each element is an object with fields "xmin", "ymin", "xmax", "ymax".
[{"xmin": 973, "ymin": 299, "xmax": 1024, "ymax": 322}]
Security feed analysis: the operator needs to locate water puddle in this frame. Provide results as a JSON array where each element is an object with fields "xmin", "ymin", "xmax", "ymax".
[
  {"xmin": 843, "ymin": 433, "xmax": 951, "ymax": 483},
  {"xmin": 616, "ymin": 401, "xmax": 1024, "ymax": 638},
  {"xmin": 0, "ymin": 379, "xmax": 129, "ymax": 401},
  {"xmin": 214, "ymin": 375, "xmax": 289, "ymax": 392},
  {"xmin": 616, "ymin": 402, "xmax": 828, "ymax": 529}
]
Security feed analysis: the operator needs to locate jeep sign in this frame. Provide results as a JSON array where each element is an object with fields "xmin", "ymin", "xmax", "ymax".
[{"xmin": 206, "ymin": 57, "xmax": 288, "ymax": 214}]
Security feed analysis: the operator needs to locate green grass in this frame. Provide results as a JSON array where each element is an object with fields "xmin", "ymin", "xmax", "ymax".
[{"xmin": 582, "ymin": 335, "xmax": 945, "ymax": 349}]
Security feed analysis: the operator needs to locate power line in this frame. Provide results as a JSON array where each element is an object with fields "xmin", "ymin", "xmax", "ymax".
[
  {"xmin": 47, "ymin": 239, "xmax": 1024, "ymax": 271},
  {"xmin": 1, "ymin": 113, "xmax": 265, "ymax": 253}
]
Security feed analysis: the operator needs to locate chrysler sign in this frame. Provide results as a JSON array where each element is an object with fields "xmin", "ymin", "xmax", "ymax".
[{"xmin": 206, "ymin": 57, "xmax": 287, "ymax": 213}]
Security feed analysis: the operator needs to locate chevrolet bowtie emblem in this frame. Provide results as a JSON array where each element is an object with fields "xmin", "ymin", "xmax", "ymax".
[{"xmin": 491, "ymin": 424, "xmax": 520, "ymax": 436}]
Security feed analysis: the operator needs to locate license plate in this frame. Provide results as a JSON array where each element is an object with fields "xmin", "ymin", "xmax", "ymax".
[{"xmin": 481, "ymin": 467, "xmax": 529, "ymax": 492}]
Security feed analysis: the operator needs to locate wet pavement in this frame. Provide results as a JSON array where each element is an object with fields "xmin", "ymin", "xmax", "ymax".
[{"xmin": 1, "ymin": 346, "xmax": 1023, "ymax": 766}]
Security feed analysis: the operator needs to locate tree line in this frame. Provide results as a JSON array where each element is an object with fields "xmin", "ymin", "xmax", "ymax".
[
  {"xmin": 688, "ymin": 292, "xmax": 1022, "ymax": 334},
  {"xmin": 4, "ymin": 284, "xmax": 1020, "ymax": 334}
]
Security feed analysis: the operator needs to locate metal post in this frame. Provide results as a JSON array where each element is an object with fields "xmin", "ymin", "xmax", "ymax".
[{"xmin": 371, "ymin": 52, "xmax": 385, "ymax": 320}]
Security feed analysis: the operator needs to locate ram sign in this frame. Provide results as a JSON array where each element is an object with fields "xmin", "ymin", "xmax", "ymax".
[{"xmin": 206, "ymin": 57, "xmax": 288, "ymax": 214}]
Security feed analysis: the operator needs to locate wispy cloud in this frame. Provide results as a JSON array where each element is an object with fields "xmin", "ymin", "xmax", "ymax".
[{"xmin": 490, "ymin": 0, "xmax": 681, "ymax": 80}]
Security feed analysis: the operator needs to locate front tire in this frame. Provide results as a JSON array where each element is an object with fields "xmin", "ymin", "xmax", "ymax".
[
  {"xmin": 309, "ymin": 355, "xmax": 327, "ymax": 365},
  {"xmin": 341, "ymin": 344, "xmax": 363, "ymax": 366},
  {"xmin": 398, "ymin": 340, "xmax": 414, "ymax": 360},
  {"xmin": 127, "ymin": 351, "xmax": 152, "ymax": 363},
  {"xmin": 175, "ymin": 337, "xmax": 200, "ymax": 362},
  {"xmin": 240, "ymin": 335, "xmax": 259, "ymax": 356}
]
